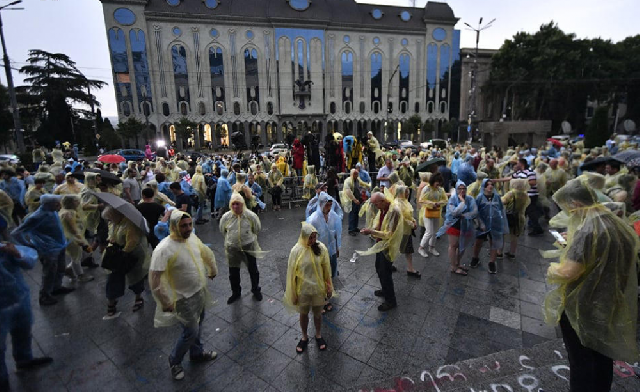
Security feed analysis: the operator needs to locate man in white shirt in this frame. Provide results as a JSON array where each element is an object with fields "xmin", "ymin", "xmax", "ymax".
[
  {"xmin": 376, "ymin": 159, "xmax": 394, "ymax": 189},
  {"xmin": 149, "ymin": 211, "xmax": 218, "ymax": 381}
]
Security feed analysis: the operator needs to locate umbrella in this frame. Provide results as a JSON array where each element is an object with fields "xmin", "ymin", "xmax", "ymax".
[
  {"xmin": 613, "ymin": 150, "xmax": 640, "ymax": 163},
  {"xmin": 93, "ymin": 191, "xmax": 148, "ymax": 234},
  {"xmin": 626, "ymin": 157, "xmax": 640, "ymax": 169},
  {"xmin": 98, "ymin": 154, "xmax": 125, "ymax": 164},
  {"xmin": 416, "ymin": 157, "xmax": 446, "ymax": 173},
  {"xmin": 71, "ymin": 169, "xmax": 122, "ymax": 185},
  {"xmin": 580, "ymin": 156, "xmax": 616, "ymax": 172},
  {"xmin": 547, "ymin": 138, "xmax": 563, "ymax": 148}
]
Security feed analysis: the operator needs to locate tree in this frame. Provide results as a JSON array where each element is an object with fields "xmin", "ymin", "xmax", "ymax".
[
  {"xmin": 585, "ymin": 107, "xmax": 610, "ymax": 148},
  {"xmin": 174, "ymin": 117, "xmax": 198, "ymax": 150},
  {"xmin": 18, "ymin": 50, "xmax": 106, "ymax": 147},
  {"xmin": 404, "ymin": 115, "xmax": 422, "ymax": 140},
  {"xmin": 117, "ymin": 118, "xmax": 146, "ymax": 149},
  {"xmin": 0, "ymin": 84, "xmax": 14, "ymax": 151},
  {"xmin": 100, "ymin": 118, "xmax": 120, "ymax": 150}
]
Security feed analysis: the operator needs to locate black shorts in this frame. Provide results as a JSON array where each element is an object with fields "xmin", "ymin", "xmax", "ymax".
[
  {"xmin": 400, "ymin": 235, "xmax": 414, "ymax": 254},
  {"xmin": 476, "ymin": 232, "xmax": 492, "ymax": 241}
]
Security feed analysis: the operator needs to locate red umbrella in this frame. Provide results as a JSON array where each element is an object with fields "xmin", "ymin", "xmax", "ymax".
[
  {"xmin": 547, "ymin": 138, "xmax": 563, "ymax": 148},
  {"xmin": 98, "ymin": 154, "xmax": 125, "ymax": 164}
]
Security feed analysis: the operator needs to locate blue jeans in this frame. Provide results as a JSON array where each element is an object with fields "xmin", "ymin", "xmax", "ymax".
[
  {"xmin": 169, "ymin": 292, "xmax": 205, "ymax": 366},
  {"xmin": 0, "ymin": 299, "xmax": 33, "ymax": 385},
  {"xmin": 348, "ymin": 201, "xmax": 361, "ymax": 232},
  {"xmin": 40, "ymin": 250, "xmax": 65, "ymax": 298},
  {"xmin": 196, "ymin": 198, "xmax": 205, "ymax": 221},
  {"xmin": 330, "ymin": 253, "xmax": 338, "ymax": 278}
]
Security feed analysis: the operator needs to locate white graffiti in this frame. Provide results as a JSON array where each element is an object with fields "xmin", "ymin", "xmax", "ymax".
[
  {"xmin": 519, "ymin": 355, "xmax": 535, "ymax": 371},
  {"xmin": 551, "ymin": 364, "xmax": 570, "ymax": 382},
  {"xmin": 518, "ymin": 374, "xmax": 539, "ymax": 392}
]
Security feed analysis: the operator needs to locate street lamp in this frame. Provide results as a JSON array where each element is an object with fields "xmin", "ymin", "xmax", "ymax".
[
  {"xmin": 386, "ymin": 64, "xmax": 400, "ymax": 142},
  {"xmin": 0, "ymin": 0, "xmax": 25, "ymax": 153},
  {"xmin": 464, "ymin": 17, "xmax": 495, "ymax": 143},
  {"xmin": 141, "ymin": 86, "xmax": 151, "ymax": 143}
]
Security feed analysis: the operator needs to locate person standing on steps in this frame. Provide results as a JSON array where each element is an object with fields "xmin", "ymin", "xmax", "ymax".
[
  {"xmin": 219, "ymin": 192, "xmax": 265, "ymax": 304},
  {"xmin": 358, "ymin": 192, "xmax": 404, "ymax": 311}
]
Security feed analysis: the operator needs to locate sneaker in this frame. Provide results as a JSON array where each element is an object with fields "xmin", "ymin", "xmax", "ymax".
[
  {"xmin": 505, "ymin": 253, "xmax": 516, "ymax": 259},
  {"xmin": 428, "ymin": 247, "xmax": 440, "ymax": 256},
  {"xmin": 417, "ymin": 247, "xmax": 429, "ymax": 258},
  {"xmin": 496, "ymin": 252, "xmax": 504, "ymax": 259},
  {"xmin": 488, "ymin": 262, "xmax": 497, "ymax": 274},
  {"xmin": 39, "ymin": 296, "xmax": 58, "ymax": 306},
  {"xmin": 227, "ymin": 293, "xmax": 241, "ymax": 304},
  {"xmin": 51, "ymin": 287, "xmax": 75, "ymax": 296},
  {"xmin": 378, "ymin": 302, "xmax": 397, "ymax": 312},
  {"xmin": 374, "ymin": 289, "xmax": 384, "ymax": 297},
  {"xmin": 252, "ymin": 290, "xmax": 263, "ymax": 301},
  {"xmin": 170, "ymin": 364, "xmax": 185, "ymax": 381},
  {"xmin": 470, "ymin": 258, "xmax": 480, "ymax": 268},
  {"xmin": 190, "ymin": 351, "xmax": 217, "ymax": 363},
  {"xmin": 77, "ymin": 274, "xmax": 95, "ymax": 283}
]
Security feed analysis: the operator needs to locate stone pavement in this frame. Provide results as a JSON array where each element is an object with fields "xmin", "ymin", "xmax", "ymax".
[{"xmin": 6, "ymin": 206, "xmax": 640, "ymax": 391}]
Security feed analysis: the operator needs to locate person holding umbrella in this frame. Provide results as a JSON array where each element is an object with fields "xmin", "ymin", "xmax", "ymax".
[{"xmin": 98, "ymin": 193, "xmax": 151, "ymax": 319}]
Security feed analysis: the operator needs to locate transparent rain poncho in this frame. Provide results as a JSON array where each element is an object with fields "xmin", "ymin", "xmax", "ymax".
[
  {"xmin": 302, "ymin": 165, "xmax": 317, "ymax": 200},
  {"xmin": 80, "ymin": 172, "xmax": 101, "ymax": 234},
  {"xmin": 150, "ymin": 210, "xmax": 217, "ymax": 328},
  {"xmin": 356, "ymin": 192, "xmax": 405, "ymax": 262},
  {"xmin": 457, "ymin": 156, "xmax": 477, "ymax": 186},
  {"xmin": 467, "ymin": 171, "xmax": 487, "ymax": 198},
  {"xmin": 393, "ymin": 185, "xmax": 416, "ymax": 235},
  {"xmin": 282, "ymin": 222, "xmax": 334, "ymax": 314},
  {"xmin": 436, "ymin": 180, "xmax": 478, "ymax": 252},
  {"xmin": 549, "ymin": 172, "xmax": 611, "ymax": 229},
  {"xmin": 543, "ymin": 178, "xmax": 640, "ymax": 363},
  {"xmin": 501, "ymin": 179, "xmax": 530, "ymax": 237},
  {"xmin": 475, "ymin": 179, "xmax": 508, "ymax": 250},
  {"xmin": 306, "ymin": 193, "xmax": 343, "ymax": 221},
  {"xmin": 59, "ymin": 195, "xmax": 88, "ymax": 262},
  {"xmin": 340, "ymin": 170, "xmax": 370, "ymax": 213},
  {"xmin": 214, "ymin": 170, "xmax": 232, "ymax": 209},
  {"xmin": 306, "ymin": 192, "xmax": 342, "ymax": 256},
  {"xmin": 191, "ymin": 166, "xmax": 207, "ymax": 201},
  {"xmin": 544, "ymin": 166, "xmax": 570, "ymax": 195},
  {"xmin": 418, "ymin": 182, "xmax": 448, "ymax": 226},
  {"xmin": 11, "ymin": 194, "xmax": 67, "ymax": 254},
  {"xmin": 219, "ymin": 193, "xmax": 267, "ymax": 268},
  {"xmin": 0, "ymin": 244, "xmax": 39, "ymax": 314}
]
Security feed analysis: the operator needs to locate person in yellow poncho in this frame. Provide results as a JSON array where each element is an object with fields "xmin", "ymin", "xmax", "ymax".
[
  {"xmin": 283, "ymin": 222, "xmax": 333, "ymax": 354},
  {"xmin": 276, "ymin": 155, "xmax": 290, "ymax": 177},
  {"xmin": 268, "ymin": 164, "xmax": 284, "ymax": 211},
  {"xmin": 340, "ymin": 169, "xmax": 370, "ymax": 235},
  {"xmin": 191, "ymin": 166, "xmax": 208, "ymax": 224},
  {"xmin": 358, "ymin": 192, "xmax": 404, "ymax": 311},
  {"xmin": 33, "ymin": 165, "xmax": 56, "ymax": 193},
  {"xmin": 467, "ymin": 171, "xmax": 487, "ymax": 198},
  {"xmin": 302, "ymin": 165, "xmax": 317, "ymax": 200},
  {"xmin": 145, "ymin": 180, "xmax": 176, "ymax": 207},
  {"xmin": 418, "ymin": 172, "xmax": 448, "ymax": 259},
  {"xmin": 58, "ymin": 195, "xmax": 93, "ymax": 283},
  {"xmin": 24, "ymin": 178, "xmax": 47, "ymax": 214},
  {"xmin": 501, "ymin": 179, "xmax": 530, "ymax": 259},
  {"xmin": 149, "ymin": 210, "xmax": 218, "ymax": 381},
  {"xmin": 544, "ymin": 159, "xmax": 569, "ymax": 197},
  {"xmin": 393, "ymin": 185, "xmax": 420, "ymax": 278},
  {"xmin": 219, "ymin": 192, "xmax": 265, "ymax": 304},
  {"xmin": 543, "ymin": 178, "xmax": 639, "ymax": 391},
  {"xmin": 53, "ymin": 173, "xmax": 85, "ymax": 195}
]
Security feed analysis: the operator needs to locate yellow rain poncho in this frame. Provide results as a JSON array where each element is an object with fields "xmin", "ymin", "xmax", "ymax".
[
  {"xmin": 276, "ymin": 156, "xmax": 290, "ymax": 177},
  {"xmin": 356, "ymin": 192, "xmax": 405, "ymax": 262},
  {"xmin": 340, "ymin": 170, "xmax": 370, "ymax": 213},
  {"xmin": 34, "ymin": 165, "xmax": 56, "ymax": 193},
  {"xmin": 467, "ymin": 171, "xmax": 487, "ymax": 198},
  {"xmin": 59, "ymin": 195, "xmax": 88, "ymax": 264},
  {"xmin": 549, "ymin": 172, "xmax": 611, "ymax": 229},
  {"xmin": 150, "ymin": 210, "xmax": 217, "ymax": 328},
  {"xmin": 416, "ymin": 172, "xmax": 432, "ymax": 226},
  {"xmin": 268, "ymin": 165, "xmax": 284, "ymax": 188},
  {"xmin": 191, "ymin": 166, "xmax": 207, "ymax": 203},
  {"xmin": 419, "ymin": 183, "xmax": 448, "ymax": 226},
  {"xmin": 146, "ymin": 180, "xmax": 176, "ymax": 207},
  {"xmin": 219, "ymin": 193, "xmax": 267, "ymax": 268},
  {"xmin": 104, "ymin": 207, "xmax": 150, "ymax": 286},
  {"xmin": 81, "ymin": 172, "xmax": 100, "ymax": 234},
  {"xmin": 302, "ymin": 165, "xmax": 317, "ymax": 200},
  {"xmin": 544, "ymin": 166, "xmax": 570, "ymax": 196},
  {"xmin": 282, "ymin": 222, "xmax": 334, "ymax": 314},
  {"xmin": 501, "ymin": 179, "xmax": 530, "ymax": 236},
  {"xmin": 0, "ymin": 190, "xmax": 13, "ymax": 228},
  {"xmin": 24, "ymin": 185, "xmax": 46, "ymax": 214},
  {"xmin": 393, "ymin": 185, "xmax": 416, "ymax": 236},
  {"xmin": 54, "ymin": 173, "xmax": 85, "ymax": 195},
  {"xmin": 543, "ymin": 178, "xmax": 640, "ymax": 363}
]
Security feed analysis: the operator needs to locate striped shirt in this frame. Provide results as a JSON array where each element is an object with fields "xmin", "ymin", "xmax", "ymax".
[{"xmin": 512, "ymin": 169, "xmax": 538, "ymax": 197}]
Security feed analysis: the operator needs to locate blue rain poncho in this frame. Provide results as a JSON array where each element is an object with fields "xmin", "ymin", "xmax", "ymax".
[
  {"xmin": 474, "ymin": 179, "xmax": 508, "ymax": 250},
  {"xmin": 457, "ymin": 156, "xmax": 477, "ymax": 186},
  {"xmin": 436, "ymin": 180, "xmax": 478, "ymax": 252},
  {"xmin": 0, "ymin": 244, "xmax": 39, "ymax": 313},
  {"xmin": 450, "ymin": 152, "xmax": 462, "ymax": 175},
  {"xmin": 305, "ymin": 193, "xmax": 343, "ymax": 221},
  {"xmin": 158, "ymin": 181, "xmax": 175, "ymax": 202},
  {"xmin": 0, "ymin": 177, "xmax": 25, "ymax": 206},
  {"xmin": 306, "ymin": 192, "xmax": 342, "ymax": 256},
  {"xmin": 214, "ymin": 170, "xmax": 232, "ymax": 209},
  {"xmin": 11, "ymin": 194, "xmax": 68, "ymax": 254}
]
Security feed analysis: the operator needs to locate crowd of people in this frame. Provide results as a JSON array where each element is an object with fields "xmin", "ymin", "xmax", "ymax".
[{"xmin": 0, "ymin": 131, "xmax": 638, "ymax": 391}]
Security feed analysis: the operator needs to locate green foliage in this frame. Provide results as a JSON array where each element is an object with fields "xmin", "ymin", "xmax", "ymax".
[
  {"xmin": 18, "ymin": 50, "xmax": 106, "ymax": 148},
  {"xmin": 117, "ymin": 118, "xmax": 146, "ymax": 149},
  {"xmin": 585, "ymin": 107, "xmax": 610, "ymax": 148},
  {"xmin": 404, "ymin": 115, "xmax": 422, "ymax": 138},
  {"xmin": 99, "ymin": 118, "xmax": 120, "ymax": 150},
  {"xmin": 487, "ymin": 23, "xmax": 640, "ymax": 132},
  {"xmin": 174, "ymin": 117, "xmax": 198, "ymax": 150},
  {"xmin": 0, "ymin": 84, "xmax": 13, "ymax": 148}
]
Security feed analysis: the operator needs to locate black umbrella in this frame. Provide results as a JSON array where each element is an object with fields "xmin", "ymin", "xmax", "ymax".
[
  {"xmin": 579, "ymin": 156, "xmax": 616, "ymax": 172},
  {"xmin": 613, "ymin": 150, "xmax": 640, "ymax": 163},
  {"xmin": 93, "ymin": 192, "xmax": 148, "ymax": 234},
  {"xmin": 86, "ymin": 169, "xmax": 122, "ymax": 185},
  {"xmin": 416, "ymin": 157, "xmax": 446, "ymax": 173}
]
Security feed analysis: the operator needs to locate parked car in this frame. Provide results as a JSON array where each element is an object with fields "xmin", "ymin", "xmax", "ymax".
[
  {"xmin": 99, "ymin": 149, "xmax": 146, "ymax": 161},
  {"xmin": 270, "ymin": 143, "xmax": 287, "ymax": 152},
  {"xmin": 0, "ymin": 154, "xmax": 20, "ymax": 165}
]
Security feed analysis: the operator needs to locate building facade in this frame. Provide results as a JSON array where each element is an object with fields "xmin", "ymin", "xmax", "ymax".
[{"xmin": 100, "ymin": 0, "xmax": 460, "ymax": 148}]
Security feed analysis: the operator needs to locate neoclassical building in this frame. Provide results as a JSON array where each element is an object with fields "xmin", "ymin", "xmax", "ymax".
[{"xmin": 100, "ymin": 0, "xmax": 461, "ymax": 148}]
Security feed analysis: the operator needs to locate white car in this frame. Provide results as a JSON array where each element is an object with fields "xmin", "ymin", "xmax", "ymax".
[
  {"xmin": 0, "ymin": 154, "xmax": 20, "ymax": 165},
  {"xmin": 270, "ymin": 143, "xmax": 287, "ymax": 152}
]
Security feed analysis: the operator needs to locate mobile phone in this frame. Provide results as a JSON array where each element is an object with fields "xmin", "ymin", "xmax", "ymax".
[{"xmin": 549, "ymin": 230, "xmax": 567, "ymax": 246}]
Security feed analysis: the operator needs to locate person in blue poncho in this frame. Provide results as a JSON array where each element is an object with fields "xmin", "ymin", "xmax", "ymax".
[
  {"xmin": 178, "ymin": 171, "xmax": 194, "ymax": 196},
  {"xmin": 469, "ymin": 179, "xmax": 507, "ymax": 274},
  {"xmin": 11, "ymin": 194, "xmax": 74, "ymax": 306},
  {"xmin": 356, "ymin": 163, "xmax": 371, "ymax": 197},
  {"xmin": 450, "ymin": 151, "xmax": 462, "ymax": 178},
  {"xmin": 0, "ymin": 169, "xmax": 26, "ymax": 225},
  {"xmin": 436, "ymin": 181, "xmax": 477, "ymax": 276},
  {"xmin": 213, "ymin": 169, "xmax": 232, "ymax": 219},
  {"xmin": 456, "ymin": 155, "xmax": 477, "ymax": 186},
  {"xmin": 305, "ymin": 183, "xmax": 343, "ymax": 221},
  {"xmin": 156, "ymin": 173, "xmax": 175, "ymax": 202},
  {"xmin": 0, "ymin": 242, "xmax": 54, "ymax": 390}
]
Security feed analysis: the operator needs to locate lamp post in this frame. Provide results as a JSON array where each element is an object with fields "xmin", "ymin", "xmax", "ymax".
[
  {"xmin": 386, "ymin": 64, "xmax": 400, "ymax": 142},
  {"xmin": 141, "ymin": 86, "xmax": 151, "ymax": 143},
  {"xmin": 0, "ymin": 0, "xmax": 24, "ymax": 153},
  {"xmin": 464, "ymin": 17, "xmax": 495, "ymax": 143}
]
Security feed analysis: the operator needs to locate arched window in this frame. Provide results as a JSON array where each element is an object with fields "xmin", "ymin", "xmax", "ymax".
[
  {"xmin": 329, "ymin": 102, "xmax": 336, "ymax": 114},
  {"xmin": 162, "ymin": 102, "xmax": 170, "ymax": 116},
  {"xmin": 414, "ymin": 102, "xmax": 420, "ymax": 113},
  {"xmin": 130, "ymin": 30, "xmax": 152, "ymax": 114},
  {"xmin": 172, "ymin": 45, "xmax": 190, "ymax": 111},
  {"xmin": 180, "ymin": 102, "xmax": 188, "ymax": 115},
  {"xmin": 428, "ymin": 101, "xmax": 434, "ymax": 114},
  {"xmin": 233, "ymin": 102, "xmax": 241, "ymax": 115},
  {"xmin": 244, "ymin": 48, "xmax": 259, "ymax": 111},
  {"xmin": 360, "ymin": 102, "xmax": 365, "ymax": 114},
  {"xmin": 440, "ymin": 102, "xmax": 447, "ymax": 114},
  {"xmin": 108, "ymin": 28, "xmax": 133, "ymax": 118},
  {"xmin": 344, "ymin": 102, "xmax": 351, "ymax": 114},
  {"xmin": 122, "ymin": 101, "xmax": 131, "ymax": 117},
  {"xmin": 341, "ymin": 51, "xmax": 353, "ymax": 105},
  {"xmin": 250, "ymin": 101, "xmax": 258, "ymax": 115},
  {"xmin": 198, "ymin": 102, "xmax": 206, "ymax": 115},
  {"xmin": 398, "ymin": 53, "xmax": 410, "ymax": 113},
  {"xmin": 426, "ymin": 43, "xmax": 437, "ymax": 106},
  {"xmin": 401, "ymin": 102, "xmax": 407, "ymax": 114},
  {"xmin": 370, "ymin": 52, "xmax": 382, "ymax": 112},
  {"xmin": 267, "ymin": 102, "xmax": 274, "ymax": 115},
  {"xmin": 209, "ymin": 46, "xmax": 225, "ymax": 112}
]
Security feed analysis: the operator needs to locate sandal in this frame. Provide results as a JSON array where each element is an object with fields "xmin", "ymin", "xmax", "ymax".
[
  {"xmin": 296, "ymin": 338, "xmax": 309, "ymax": 354},
  {"xmin": 103, "ymin": 303, "xmax": 121, "ymax": 320},
  {"xmin": 132, "ymin": 298, "xmax": 144, "ymax": 312},
  {"xmin": 407, "ymin": 270, "xmax": 422, "ymax": 278},
  {"xmin": 322, "ymin": 303, "xmax": 334, "ymax": 314},
  {"xmin": 458, "ymin": 265, "xmax": 470, "ymax": 272},
  {"xmin": 315, "ymin": 337, "xmax": 328, "ymax": 351},
  {"xmin": 450, "ymin": 268, "xmax": 468, "ymax": 276}
]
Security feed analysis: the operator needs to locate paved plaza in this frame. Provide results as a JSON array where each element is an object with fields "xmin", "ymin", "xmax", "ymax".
[{"xmin": 6, "ymin": 206, "xmax": 640, "ymax": 391}]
